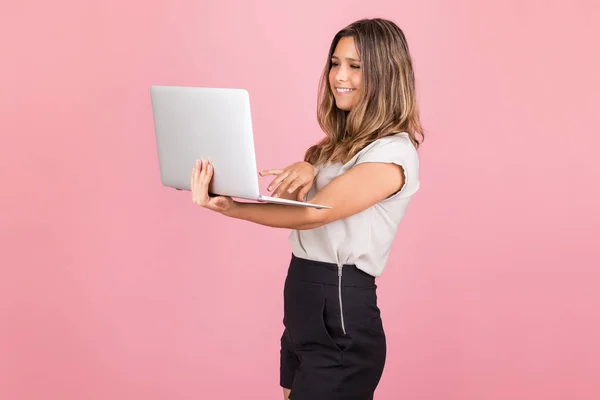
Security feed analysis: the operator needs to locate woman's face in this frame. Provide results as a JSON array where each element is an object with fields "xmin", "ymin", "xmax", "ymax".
[{"xmin": 329, "ymin": 36, "xmax": 362, "ymax": 111}]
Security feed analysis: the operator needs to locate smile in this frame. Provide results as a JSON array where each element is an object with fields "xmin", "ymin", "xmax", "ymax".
[{"xmin": 335, "ymin": 87, "xmax": 355, "ymax": 93}]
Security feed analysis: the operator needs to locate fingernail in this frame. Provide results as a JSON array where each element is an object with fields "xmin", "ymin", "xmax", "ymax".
[
  {"xmin": 267, "ymin": 187, "xmax": 272, "ymax": 191},
  {"xmin": 273, "ymin": 194, "xmax": 279, "ymax": 198}
]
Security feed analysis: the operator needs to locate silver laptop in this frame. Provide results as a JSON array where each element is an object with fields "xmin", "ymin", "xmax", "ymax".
[{"xmin": 149, "ymin": 85, "xmax": 331, "ymax": 209}]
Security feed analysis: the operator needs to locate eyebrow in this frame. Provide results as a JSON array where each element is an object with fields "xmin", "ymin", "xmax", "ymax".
[{"xmin": 331, "ymin": 55, "xmax": 361, "ymax": 62}]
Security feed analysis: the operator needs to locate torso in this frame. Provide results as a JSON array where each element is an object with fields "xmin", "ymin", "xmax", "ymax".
[{"xmin": 288, "ymin": 132, "xmax": 420, "ymax": 277}]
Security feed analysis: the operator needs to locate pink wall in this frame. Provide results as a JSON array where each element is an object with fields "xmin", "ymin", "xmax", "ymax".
[{"xmin": 2, "ymin": 1, "xmax": 599, "ymax": 399}]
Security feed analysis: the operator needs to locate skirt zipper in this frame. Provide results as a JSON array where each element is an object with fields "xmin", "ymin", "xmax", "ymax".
[{"xmin": 338, "ymin": 264, "xmax": 347, "ymax": 335}]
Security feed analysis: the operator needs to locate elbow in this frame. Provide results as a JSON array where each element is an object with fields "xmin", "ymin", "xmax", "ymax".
[{"xmin": 296, "ymin": 208, "xmax": 329, "ymax": 230}]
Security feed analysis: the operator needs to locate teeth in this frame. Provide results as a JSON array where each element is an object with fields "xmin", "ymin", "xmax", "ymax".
[{"xmin": 336, "ymin": 88, "xmax": 355, "ymax": 93}]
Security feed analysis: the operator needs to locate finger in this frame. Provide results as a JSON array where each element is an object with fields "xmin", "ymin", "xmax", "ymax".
[
  {"xmin": 195, "ymin": 160, "xmax": 206, "ymax": 204},
  {"xmin": 285, "ymin": 176, "xmax": 306, "ymax": 194},
  {"xmin": 268, "ymin": 171, "xmax": 291, "ymax": 192},
  {"xmin": 196, "ymin": 160, "xmax": 210, "ymax": 205},
  {"xmin": 271, "ymin": 174, "xmax": 295, "ymax": 197},
  {"xmin": 206, "ymin": 162, "xmax": 214, "ymax": 184},
  {"xmin": 259, "ymin": 169, "xmax": 284, "ymax": 177},
  {"xmin": 297, "ymin": 182, "xmax": 311, "ymax": 201},
  {"xmin": 201, "ymin": 160, "xmax": 211, "ymax": 182},
  {"xmin": 203, "ymin": 163, "xmax": 215, "ymax": 196},
  {"xmin": 200, "ymin": 160, "xmax": 210, "ymax": 183},
  {"xmin": 191, "ymin": 160, "xmax": 200, "ymax": 203},
  {"xmin": 273, "ymin": 175, "xmax": 300, "ymax": 198}
]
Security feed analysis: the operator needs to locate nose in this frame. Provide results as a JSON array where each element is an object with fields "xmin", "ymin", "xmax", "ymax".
[{"xmin": 335, "ymin": 66, "xmax": 348, "ymax": 82}]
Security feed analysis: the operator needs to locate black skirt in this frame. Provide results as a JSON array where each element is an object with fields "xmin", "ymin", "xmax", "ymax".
[{"xmin": 280, "ymin": 254, "xmax": 386, "ymax": 400}]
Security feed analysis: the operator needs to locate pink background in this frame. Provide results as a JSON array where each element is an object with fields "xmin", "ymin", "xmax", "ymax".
[{"xmin": 2, "ymin": 1, "xmax": 599, "ymax": 399}]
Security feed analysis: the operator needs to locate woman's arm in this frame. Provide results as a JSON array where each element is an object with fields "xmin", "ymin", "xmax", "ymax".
[
  {"xmin": 221, "ymin": 161, "xmax": 405, "ymax": 230},
  {"xmin": 223, "ymin": 202, "xmax": 321, "ymax": 230}
]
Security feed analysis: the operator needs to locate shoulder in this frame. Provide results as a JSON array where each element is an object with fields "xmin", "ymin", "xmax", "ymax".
[
  {"xmin": 354, "ymin": 132, "xmax": 419, "ymax": 167},
  {"xmin": 352, "ymin": 132, "xmax": 420, "ymax": 199}
]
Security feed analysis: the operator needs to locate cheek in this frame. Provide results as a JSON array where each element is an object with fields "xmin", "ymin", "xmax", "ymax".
[{"xmin": 353, "ymin": 73, "xmax": 362, "ymax": 91}]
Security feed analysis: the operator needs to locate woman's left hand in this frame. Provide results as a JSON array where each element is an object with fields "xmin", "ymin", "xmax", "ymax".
[
  {"xmin": 191, "ymin": 160, "xmax": 235, "ymax": 213},
  {"xmin": 259, "ymin": 161, "xmax": 315, "ymax": 200}
]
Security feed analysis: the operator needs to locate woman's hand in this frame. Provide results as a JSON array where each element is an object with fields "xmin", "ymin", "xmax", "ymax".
[
  {"xmin": 191, "ymin": 160, "xmax": 235, "ymax": 213},
  {"xmin": 259, "ymin": 161, "xmax": 315, "ymax": 201}
]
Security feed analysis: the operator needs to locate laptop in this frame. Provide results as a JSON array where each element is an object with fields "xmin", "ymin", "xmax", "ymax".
[{"xmin": 149, "ymin": 85, "xmax": 331, "ymax": 209}]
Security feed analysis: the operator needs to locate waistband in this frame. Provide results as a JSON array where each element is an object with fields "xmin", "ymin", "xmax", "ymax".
[{"xmin": 287, "ymin": 254, "xmax": 376, "ymax": 287}]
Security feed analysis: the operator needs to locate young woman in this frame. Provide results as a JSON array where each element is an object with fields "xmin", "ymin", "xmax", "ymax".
[{"xmin": 191, "ymin": 18, "xmax": 423, "ymax": 400}]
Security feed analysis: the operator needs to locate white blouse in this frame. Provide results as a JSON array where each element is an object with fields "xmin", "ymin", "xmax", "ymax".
[{"xmin": 288, "ymin": 132, "xmax": 420, "ymax": 277}]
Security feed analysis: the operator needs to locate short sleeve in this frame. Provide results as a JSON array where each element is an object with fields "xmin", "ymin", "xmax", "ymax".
[{"xmin": 354, "ymin": 133, "xmax": 420, "ymax": 199}]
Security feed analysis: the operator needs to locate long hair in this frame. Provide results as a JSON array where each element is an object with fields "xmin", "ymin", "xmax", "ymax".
[{"xmin": 305, "ymin": 18, "xmax": 424, "ymax": 166}]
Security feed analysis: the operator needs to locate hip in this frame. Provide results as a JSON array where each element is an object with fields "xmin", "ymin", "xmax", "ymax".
[{"xmin": 283, "ymin": 254, "xmax": 385, "ymax": 354}]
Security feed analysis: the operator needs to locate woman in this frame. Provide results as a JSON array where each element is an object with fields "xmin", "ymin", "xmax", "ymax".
[{"xmin": 191, "ymin": 18, "xmax": 423, "ymax": 400}]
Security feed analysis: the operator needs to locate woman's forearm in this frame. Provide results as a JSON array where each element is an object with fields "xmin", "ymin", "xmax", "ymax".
[{"xmin": 222, "ymin": 201, "xmax": 325, "ymax": 230}]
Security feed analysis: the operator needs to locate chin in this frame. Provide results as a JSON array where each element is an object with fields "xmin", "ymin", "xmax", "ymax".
[{"xmin": 335, "ymin": 101, "xmax": 353, "ymax": 111}]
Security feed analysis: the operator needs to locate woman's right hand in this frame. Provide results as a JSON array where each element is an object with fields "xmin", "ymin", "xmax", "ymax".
[{"xmin": 259, "ymin": 161, "xmax": 315, "ymax": 201}]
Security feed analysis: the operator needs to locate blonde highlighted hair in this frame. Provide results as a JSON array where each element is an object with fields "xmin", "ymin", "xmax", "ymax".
[{"xmin": 305, "ymin": 18, "xmax": 424, "ymax": 166}]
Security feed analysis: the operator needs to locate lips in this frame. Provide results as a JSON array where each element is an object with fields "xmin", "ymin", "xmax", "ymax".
[{"xmin": 335, "ymin": 87, "xmax": 355, "ymax": 93}]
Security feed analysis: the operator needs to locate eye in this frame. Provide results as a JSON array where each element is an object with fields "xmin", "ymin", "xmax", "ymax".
[
  {"xmin": 351, "ymin": 65, "xmax": 361, "ymax": 69},
  {"xmin": 330, "ymin": 62, "xmax": 339, "ymax": 67}
]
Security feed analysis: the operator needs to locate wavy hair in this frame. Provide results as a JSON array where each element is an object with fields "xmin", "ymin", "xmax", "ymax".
[{"xmin": 305, "ymin": 18, "xmax": 424, "ymax": 166}]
